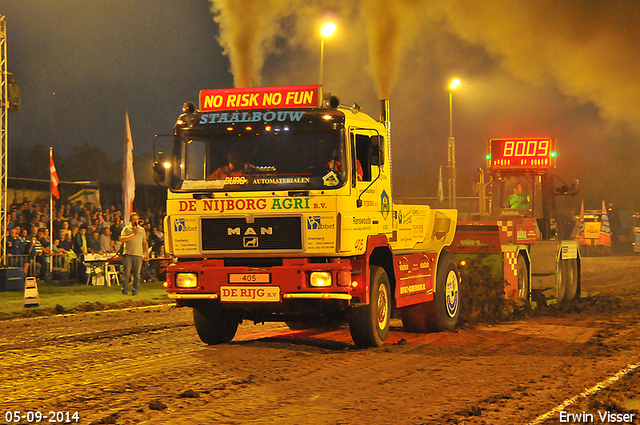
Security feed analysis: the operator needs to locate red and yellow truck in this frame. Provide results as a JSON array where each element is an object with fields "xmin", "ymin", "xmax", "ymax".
[
  {"xmin": 451, "ymin": 138, "xmax": 581, "ymax": 306},
  {"xmin": 155, "ymin": 85, "xmax": 460, "ymax": 347}
]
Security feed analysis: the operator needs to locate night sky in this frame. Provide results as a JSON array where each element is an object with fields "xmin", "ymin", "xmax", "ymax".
[{"xmin": 3, "ymin": 0, "xmax": 639, "ymax": 213}]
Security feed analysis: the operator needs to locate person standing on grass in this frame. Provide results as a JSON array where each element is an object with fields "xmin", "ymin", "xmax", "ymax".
[
  {"xmin": 110, "ymin": 214, "xmax": 124, "ymax": 253},
  {"xmin": 119, "ymin": 212, "xmax": 148, "ymax": 296}
]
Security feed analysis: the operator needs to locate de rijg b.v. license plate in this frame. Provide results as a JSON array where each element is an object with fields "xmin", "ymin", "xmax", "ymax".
[{"xmin": 220, "ymin": 286, "xmax": 280, "ymax": 302}]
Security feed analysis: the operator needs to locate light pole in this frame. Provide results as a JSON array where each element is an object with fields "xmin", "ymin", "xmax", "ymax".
[
  {"xmin": 319, "ymin": 23, "xmax": 336, "ymax": 87},
  {"xmin": 447, "ymin": 78, "xmax": 460, "ymax": 209}
]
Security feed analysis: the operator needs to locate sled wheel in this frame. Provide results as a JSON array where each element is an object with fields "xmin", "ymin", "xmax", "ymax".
[
  {"xmin": 193, "ymin": 302, "xmax": 239, "ymax": 345},
  {"xmin": 349, "ymin": 266, "xmax": 390, "ymax": 347}
]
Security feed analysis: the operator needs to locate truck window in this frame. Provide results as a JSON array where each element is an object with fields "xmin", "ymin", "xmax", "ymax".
[
  {"xmin": 491, "ymin": 176, "xmax": 533, "ymax": 217},
  {"xmin": 185, "ymin": 140, "xmax": 207, "ymax": 180},
  {"xmin": 353, "ymin": 133, "xmax": 372, "ymax": 182},
  {"xmin": 172, "ymin": 110, "xmax": 348, "ymax": 192}
]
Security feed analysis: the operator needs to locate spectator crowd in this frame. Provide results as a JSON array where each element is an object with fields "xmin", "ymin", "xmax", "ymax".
[{"xmin": 2, "ymin": 197, "xmax": 167, "ymax": 281}]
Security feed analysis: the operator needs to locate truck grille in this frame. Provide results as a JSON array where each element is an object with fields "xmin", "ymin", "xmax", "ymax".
[{"xmin": 201, "ymin": 217, "xmax": 302, "ymax": 251}]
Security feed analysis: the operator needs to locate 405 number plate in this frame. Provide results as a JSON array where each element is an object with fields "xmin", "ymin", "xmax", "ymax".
[{"xmin": 228, "ymin": 273, "xmax": 271, "ymax": 283}]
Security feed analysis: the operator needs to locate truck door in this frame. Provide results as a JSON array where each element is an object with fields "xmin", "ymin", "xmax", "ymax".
[
  {"xmin": 350, "ymin": 129, "xmax": 392, "ymax": 235},
  {"xmin": 536, "ymin": 174, "xmax": 558, "ymax": 240}
]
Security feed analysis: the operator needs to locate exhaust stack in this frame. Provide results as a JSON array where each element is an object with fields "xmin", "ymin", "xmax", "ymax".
[
  {"xmin": 380, "ymin": 99, "xmax": 393, "ymax": 197},
  {"xmin": 380, "ymin": 99, "xmax": 390, "ymax": 136}
]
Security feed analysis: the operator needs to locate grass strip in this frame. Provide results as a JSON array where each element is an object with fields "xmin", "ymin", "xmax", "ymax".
[{"xmin": 0, "ymin": 280, "xmax": 172, "ymax": 320}]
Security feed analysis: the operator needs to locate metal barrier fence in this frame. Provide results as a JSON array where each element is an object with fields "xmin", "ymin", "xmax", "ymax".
[
  {"xmin": 3, "ymin": 251, "xmax": 171, "ymax": 284},
  {"xmin": 5, "ymin": 254, "xmax": 35, "ymax": 276},
  {"xmin": 4, "ymin": 252, "xmax": 79, "ymax": 281}
]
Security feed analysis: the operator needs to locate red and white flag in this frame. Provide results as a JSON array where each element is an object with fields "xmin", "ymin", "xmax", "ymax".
[
  {"xmin": 50, "ymin": 148, "xmax": 60, "ymax": 199},
  {"xmin": 123, "ymin": 111, "xmax": 135, "ymax": 225}
]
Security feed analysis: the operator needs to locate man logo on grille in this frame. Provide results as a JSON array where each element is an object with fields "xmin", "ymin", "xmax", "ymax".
[
  {"xmin": 228, "ymin": 227, "xmax": 272, "ymax": 235},
  {"xmin": 243, "ymin": 236, "xmax": 259, "ymax": 247}
]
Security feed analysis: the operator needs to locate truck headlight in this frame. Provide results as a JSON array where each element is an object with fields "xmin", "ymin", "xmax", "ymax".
[
  {"xmin": 175, "ymin": 273, "xmax": 198, "ymax": 288},
  {"xmin": 309, "ymin": 272, "xmax": 332, "ymax": 287}
]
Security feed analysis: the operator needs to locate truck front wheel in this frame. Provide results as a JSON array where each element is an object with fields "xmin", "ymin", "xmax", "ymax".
[
  {"xmin": 349, "ymin": 266, "xmax": 390, "ymax": 348},
  {"xmin": 193, "ymin": 303, "xmax": 239, "ymax": 345}
]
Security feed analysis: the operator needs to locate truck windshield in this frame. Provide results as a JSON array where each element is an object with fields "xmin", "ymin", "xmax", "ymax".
[
  {"xmin": 171, "ymin": 110, "xmax": 346, "ymax": 192},
  {"xmin": 491, "ymin": 175, "xmax": 535, "ymax": 217}
]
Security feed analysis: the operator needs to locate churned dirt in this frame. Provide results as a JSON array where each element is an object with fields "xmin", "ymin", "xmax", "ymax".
[{"xmin": 0, "ymin": 256, "xmax": 639, "ymax": 424}]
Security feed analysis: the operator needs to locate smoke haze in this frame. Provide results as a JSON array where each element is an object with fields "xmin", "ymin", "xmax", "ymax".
[
  {"xmin": 362, "ymin": 0, "xmax": 421, "ymax": 99},
  {"xmin": 438, "ymin": 0, "xmax": 640, "ymax": 133},
  {"xmin": 210, "ymin": 0, "xmax": 296, "ymax": 88},
  {"xmin": 7, "ymin": 0, "xmax": 634, "ymax": 212},
  {"xmin": 208, "ymin": 0, "xmax": 640, "ymax": 211}
]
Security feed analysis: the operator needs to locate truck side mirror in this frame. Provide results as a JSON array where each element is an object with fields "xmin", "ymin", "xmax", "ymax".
[
  {"xmin": 571, "ymin": 179, "xmax": 579, "ymax": 195},
  {"xmin": 154, "ymin": 152, "xmax": 167, "ymax": 183},
  {"xmin": 370, "ymin": 135, "xmax": 385, "ymax": 166},
  {"xmin": 555, "ymin": 179, "xmax": 579, "ymax": 195}
]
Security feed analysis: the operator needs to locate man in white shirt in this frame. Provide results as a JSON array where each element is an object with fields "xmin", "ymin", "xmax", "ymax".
[{"xmin": 119, "ymin": 212, "xmax": 148, "ymax": 296}]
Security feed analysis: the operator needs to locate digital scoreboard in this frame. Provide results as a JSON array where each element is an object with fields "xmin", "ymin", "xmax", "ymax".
[{"xmin": 487, "ymin": 138, "xmax": 556, "ymax": 169}]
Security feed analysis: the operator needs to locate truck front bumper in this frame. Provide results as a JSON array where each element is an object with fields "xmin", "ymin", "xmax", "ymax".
[{"xmin": 165, "ymin": 257, "xmax": 366, "ymax": 306}]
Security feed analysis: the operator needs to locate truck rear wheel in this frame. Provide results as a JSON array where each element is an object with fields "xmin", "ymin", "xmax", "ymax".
[
  {"xmin": 193, "ymin": 303, "xmax": 239, "ymax": 345},
  {"xmin": 401, "ymin": 251, "xmax": 460, "ymax": 333},
  {"xmin": 349, "ymin": 266, "xmax": 390, "ymax": 348},
  {"xmin": 563, "ymin": 259, "xmax": 579, "ymax": 301},
  {"xmin": 427, "ymin": 251, "xmax": 460, "ymax": 331}
]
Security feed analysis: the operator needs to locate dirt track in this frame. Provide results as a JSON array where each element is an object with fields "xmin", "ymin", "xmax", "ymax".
[{"xmin": 1, "ymin": 256, "xmax": 639, "ymax": 424}]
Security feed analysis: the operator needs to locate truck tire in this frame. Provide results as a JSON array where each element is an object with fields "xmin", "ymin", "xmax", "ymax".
[
  {"xmin": 426, "ymin": 251, "xmax": 460, "ymax": 332},
  {"xmin": 400, "ymin": 251, "xmax": 460, "ymax": 333},
  {"xmin": 349, "ymin": 266, "xmax": 390, "ymax": 347},
  {"xmin": 516, "ymin": 255, "xmax": 530, "ymax": 306},
  {"xmin": 563, "ymin": 259, "xmax": 579, "ymax": 301},
  {"xmin": 193, "ymin": 303, "xmax": 239, "ymax": 345}
]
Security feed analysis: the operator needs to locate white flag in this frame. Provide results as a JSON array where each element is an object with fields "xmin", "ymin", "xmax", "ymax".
[
  {"xmin": 437, "ymin": 166, "xmax": 444, "ymax": 203},
  {"xmin": 123, "ymin": 111, "xmax": 135, "ymax": 225}
]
